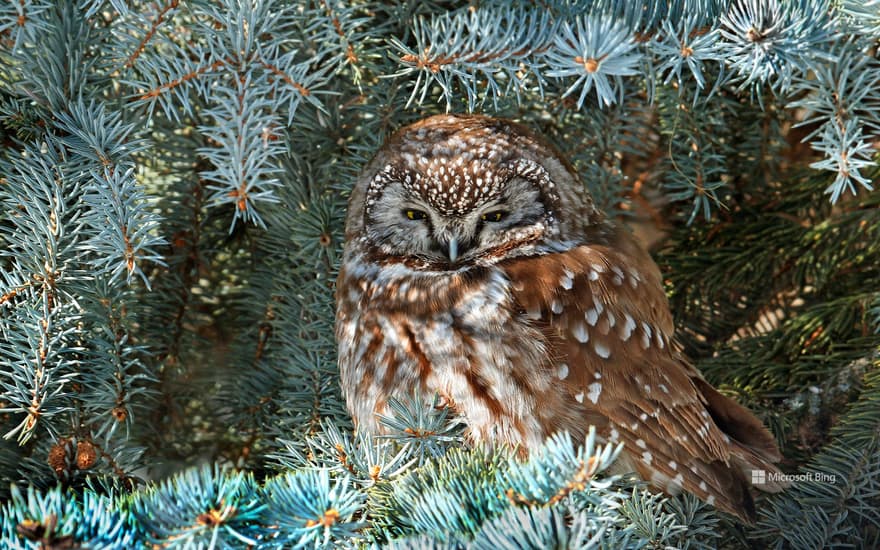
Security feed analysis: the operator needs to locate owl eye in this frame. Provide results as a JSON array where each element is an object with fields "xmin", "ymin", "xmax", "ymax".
[
  {"xmin": 404, "ymin": 209, "xmax": 428, "ymax": 221},
  {"xmin": 481, "ymin": 210, "xmax": 507, "ymax": 223}
]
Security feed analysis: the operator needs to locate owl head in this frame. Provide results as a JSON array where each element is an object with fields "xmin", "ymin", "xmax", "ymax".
[{"xmin": 345, "ymin": 115, "xmax": 604, "ymax": 268}]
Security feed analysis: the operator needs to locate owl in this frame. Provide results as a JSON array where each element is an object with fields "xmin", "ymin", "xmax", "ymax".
[{"xmin": 336, "ymin": 114, "xmax": 785, "ymax": 522}]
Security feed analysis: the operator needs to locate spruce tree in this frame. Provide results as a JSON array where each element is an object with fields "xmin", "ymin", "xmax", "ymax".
[{"xmin": 1, "ymin": 0, "xmax": 878, "ymax": 548}]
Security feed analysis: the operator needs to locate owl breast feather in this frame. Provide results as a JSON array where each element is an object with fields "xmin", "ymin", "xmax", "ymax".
[{"xmin": 335, "ymin": 257, "xmax": 558, "ymax": 449}]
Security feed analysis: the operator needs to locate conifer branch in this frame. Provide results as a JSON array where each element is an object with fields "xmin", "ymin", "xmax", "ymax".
[{"xmin": 124, "ymin": 0, "xmax": 180, "ymax": 69}]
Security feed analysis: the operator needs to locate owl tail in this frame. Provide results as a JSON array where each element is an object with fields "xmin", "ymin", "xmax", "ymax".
[
  {"xmin": 693, "ymin": 377, "xmax": 789, "ymax": 522},
  {"xmin": 661, "ymin": 387, "xmax": 788, "ymax": 522}
]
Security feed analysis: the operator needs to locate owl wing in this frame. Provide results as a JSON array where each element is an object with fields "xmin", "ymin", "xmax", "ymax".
[{"xmin": 499, "ymin": 232, "xmax": 783, "ymax": 522}]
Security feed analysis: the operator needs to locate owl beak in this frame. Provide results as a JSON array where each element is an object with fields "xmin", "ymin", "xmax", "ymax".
[{"xmin": 447, "ymin": 237, "xmax": 459, "ymax": 262}]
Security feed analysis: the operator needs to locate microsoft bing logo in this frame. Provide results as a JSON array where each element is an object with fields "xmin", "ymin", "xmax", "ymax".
[{"xmin": 751, "ymin": 469, "xmax": 836, "ymax": 485}]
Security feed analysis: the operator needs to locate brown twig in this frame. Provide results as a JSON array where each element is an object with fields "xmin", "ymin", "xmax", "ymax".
[
  {"xmin": 322, "ymin": 0, "xmax": 358, "ymax": 65},
  {"xmin": 139, "ymin": 59, "xmax": 227, "ymax": 101},
  {"xmin": 124, "ymin": 0, "xmax": 180, "ymax": 69},
  {"xmin": 260, "ymin": 59, "xmax": 312, "ymax": 96}
]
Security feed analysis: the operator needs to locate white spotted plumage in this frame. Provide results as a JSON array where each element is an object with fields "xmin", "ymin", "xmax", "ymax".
[{"xmin": 337, "ymin": 114, "xmax": 786, "ymax": 523}]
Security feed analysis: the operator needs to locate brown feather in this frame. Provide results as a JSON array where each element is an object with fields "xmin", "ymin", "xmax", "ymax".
[{"xmin": 500, "ymin": 229, "xmax": 784, "ymax": 522}]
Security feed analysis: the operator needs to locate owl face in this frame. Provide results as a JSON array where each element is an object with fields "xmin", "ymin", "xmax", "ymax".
[
  {"xmin": 363, "ymin": 164, "xmax": 553, "ymax": 266},
  {"xmin": 356, "ymin": 116, "xmax": 574, "ymax": 268}
]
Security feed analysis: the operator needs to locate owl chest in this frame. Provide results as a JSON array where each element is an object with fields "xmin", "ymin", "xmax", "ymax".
[{"xmin": 337, "ymin": 266, "xmax": 550, "ymax": 445}]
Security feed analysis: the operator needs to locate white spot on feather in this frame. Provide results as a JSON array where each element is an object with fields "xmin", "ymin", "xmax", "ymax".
[
  {"xmin": 620, "ymin": 313, "xmax": 636, "ymax": 341},
  {"xmin": 560, "ymin": 269, "xmax": 574, "ymax": 290},
  {"xmin": 659, "ymin": 384, "xmax": 670, "ymax": 394},
  {"xmin": 557, "ymin": 363, "xmax": 569, "ymax": 380},
  {"xmin": 640, "ymin": 322, "xmax": 652, "ymax": 349},
  {"xmin": 587, "ymin": 382, "xmax": 602, "ymax": 404},
  {"xmin": 636, "ymin": 439, "xmax": 646, "ymax": 448},
  {"xmin": 699, "ymin": 481, "xmax": 708, "ymax": 491},
  {"xmin": 575, "ymin": 391, "xmax": 585, "ymax": 403},
  {"xmin": 669, "ymin": 461, "xmax": 677, "ymax": 470},
  {"xmin": 585, "ymin": 308, "xmax": 599, "ymax": 326},
  {"xmin": 551, "ymin": 300, "xmax": 563, "ymax": 314},
  {"xmin": 642, "ymin": 451, "xmax": 653, "ymax": 465},
  {"xmin": 572, "ymin": 321, "xmax": 589, "ymax": 343},
  {"xmin": 593, "ymin": 341, "xmax": 610, "ymax": 359},
  {"xmin": 628, "ymin": 269, "xmax": 640, "ymax": 289}
]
